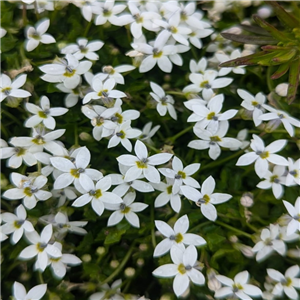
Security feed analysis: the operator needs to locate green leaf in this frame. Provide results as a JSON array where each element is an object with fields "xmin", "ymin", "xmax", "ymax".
[
  {"xmin": 268, "ymin": 1, "xmax": 299, "ymax": 29},
  {"xmin": 239, "ymin": 24, "xmax": 271, "ymax": 36},
  {"xmin": 104, "ymin": 228, "xmax": 126, "ymax": 245},
  {"xmin": 220, "ymin": 32, "xmax": 277, "ymax": 45},
  {"xmin": 206, "ymin": 232, "xmax": 226, "ymax": 252},
  {"xmin": 1, "ymin": 36, "xmax": 18, "ymax": 53},
  {"xmin": 287, "ymin": 58, "xmax": 300, "ymax": 104},
  {"xmin": 252, "ymin": 15, "xmax": 292, "ymax": 42}
]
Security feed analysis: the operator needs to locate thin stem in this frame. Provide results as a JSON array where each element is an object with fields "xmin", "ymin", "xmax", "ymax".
[
  {"xmin": 144, "ymin": 142, "xmax": 161, "ymax": 154},
  {"xmin": 84, "ymin": 21, "xmax": 92, "ymax": 37},
  {"xmin": 200, "ymin": 149, "xmax": 245, "ymax": 172},
  {"xmin": 167, "ymin": 91, "xmax": 186, "ymax": 97},
  {"xmin": 215, "ymin": 220, "xmax": 252, "ymax": 239},
  {"xmin": 37, "ymin": 271, "xmax": 44, "ymax": 284},
  {"xmin": 74, "ymin": 123, "xmax": 78, "ymax": 146},
  {"xmin": 151, "ymin": 204, "xmax": 156, "ymax": 249},
  {"xmin": 168, "ymin": 125, "xmax": 194, "ymax": 143},
  {"xmin": 2, "ymin": 109, "xmax": 23, "ymax": 126},
  {"xmin": 189, "ymin": 221, "xmax": 211, "ymax": 233},
  {"xmin": 100, "ymin": 242, "xmax": 136, "ymax": 285}
]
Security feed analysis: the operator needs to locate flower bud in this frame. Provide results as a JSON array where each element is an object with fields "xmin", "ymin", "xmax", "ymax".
[
  {"xmin": 257, "ymin": 6, "xmax": 272, "ymax": 18},
  {"xmin": 81, "ymin": 254, "xmax": 91, "ymax": 262},
  {"xmin": 124, "ymin": 267, "xmax": 135, "ymax": 277},
  {"xmin": 96, "ymin": 246, "xmax": 105, "ymax": 256},
  {"xmin": 110, "ymin": 260, "xmax": 119, "ymax": 268},
  {"xmin": 207, "ymin": 268, "xmax": 221, "ymax": 291},
  {"xmin": 240, "ymin": 192, "xmax": 254, "ymax": 207},
  {"xmin": 275, "ymin": 83, "xmax": 288, "ymax": 97}
]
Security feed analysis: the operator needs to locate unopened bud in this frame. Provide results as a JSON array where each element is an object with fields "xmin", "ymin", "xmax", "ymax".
[
  {"xmin": 257, "ymin": 6, "xmax": 272, "ymax": 18},
  {"xmin": 79, "ymin": 132, "xmax": 93, "ymax": 142},
  {"xmin": 81, "ymin": 254, "xmax": 91, "ymax": 262},
  {"xmin": 275, "ymin": 83, "xmax": 288, "ymax": 97},
  {"xmin": 139, "ymin": 243, "xmax": 148, "ymax": 251},
  {"xmin": 265, "ymin": 119, "xmax": 281, "ymax": 133},
  {"xmin": 229, "ymin": 235, "xmax": 238, "ymax": 243},
  {"xmin": 96, "ymin": 246, "xmax": 105, "ymax": 256},
  {"xmin": 287, "ymin": 248, "xmax": 300, "ymax": 259},
  {"xmin": 110, "ymin": 260, "xmax": 119, "ymax": 268},
  {"xmin": 124, "ymin": 267, "xmax": 135, "ymax": 277},
  {"xmin": 239, "ymin": 244, "xmax": 255, "ymax": 258},
  {"xmin": 137, "ymin": 258, "xmax": 144, "ymax": 267},
  {"xmin": 160, "ymin": 296, "xmax": 171, "ymax": 300},
  {"xmin": 240, "ymin": 192, "xmax": 254, "ymax": 207},
  {"xmin": 207, "ymin": 268, "xmax": 221, "ymax": 291}
]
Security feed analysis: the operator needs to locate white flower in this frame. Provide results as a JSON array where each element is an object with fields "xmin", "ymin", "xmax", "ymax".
[
  {"xmin": 188, "ymin": 93, "xmax": 237, "ymax": 133},
  {"xmin": 72, "ymin": 176, "xmax": 123, "ymax": 217},
  {"xmin": 13, "ymin": 282, "xmax": 47, "ymax": 300},
  {"xmin": 285, "ymin": 158, "xmax": 300, "ymax": 186},
  {"xmin": 216, "ymin": 49, "xmax": 246, "ymax": 76},
  {"xmin": 0, "ymin": 27, "xmax": 7, "ymax": 38},
  {"xmin": 0, "ymin": 141, "xmax": 37, "ymax": 169},
  {"xmin": 183, "ymin": 69, "xmax": 233, "ymax": 99},
  {"xmin": 53, "ymin": 212, "xmax": 88, "ymax": 235},
  {"xmin": 154, "ymin": 11, "xmax": 192, "ymax": 46},
  {"xmin": 257, "ymin": 165, "xmax": 286, "ymax": 199},
  {"xmin": 229, "ymin": 129, "xmax": 250, "ymax": 151},
  {"xmin": 101, "ymin": 64, "xmax": 136, "ymax": 84},
  {"xmin": 106, "ymin": 192, "xmax": 148, "ymax": 228},
  {"xmin": 139, "ymin": 122, "xmax": 160, "ymax": 144},
  {"xmin": 150, "ymin": 81, "xmax": 177, "ymax": 120},
  {"xmin": 135, "ymin": 39, "xmax": 177, "ymax": 73},
  {"xmin": 159, "ymin": 156, "xmax": 200, "ymax": 194},
  {"xmin": 236, "ymin": 134, "xmax": 288, "ymax": 178},
  {"xmin": 25, "ymin": 95, "xmax": 68, "ymax": 129},
  {"xmin": 1, "ymin": 204, "xmax": 34, "ymax": 244},
  {"xmin": 188, "ymin": 122, "xmax": 242, "ymax": 160},
  {"xmin": 19, "ymin": 224, "xmax": 62, "ymax": 271},
  {"xmin": 237, "ymin": 89, "xmax": 266, "ymax": 127},
  {"xmin": 252, "ymin": 224, "xmax": 286, "ymax": 262},
  {"xmin": 189, "ymin": 57, "xmax": 208, "ymax": 74},
  {"xmin": 181, "ymin": 176, "xmax": 232, "ymax": 221},
  {"xmin": 89, "ymin": 279, "xmax": 124, "ymax": 300},
  {"xmin": 50, "ymin": 146, "xmax": 103, "ymax": 191},
  {"xmin": 94, "ymin": 0, "xmax": 126, "ymax": 26},
  {"xmin": 11, "ymin": 128, "xmax": 66, "ymax": 156},
  {"xmin": 81, "ymin": 104, "xmax": 118, "ymax": 141},
  {"xmin": 109, "ymin": 163, "xmax": 154, "ymax": 197},
  {"xmin": 154, "ymin": 215, "xmax": 206, "ymax": 257},
  {"xmin": 61, "ymin": 38, "xmax": 104, "ymax": 60},
  {"xmin": 153, "ymin": 245, "xmax": 205, "ymax": 297},
  {"xmin": 116, "ymin": 140, "xmax": 173, "ymax": 183},
  {"xmin": 267, "ymin": 265, "xmax": 300, "ymax": 300},
  {"xmin": 56, "ymin": 83, "xmax": 84, "ymax": 108},
  {"xmin": 40, "ymin": 54, "xmax": 92, "ymax": 89},
  {"xmin": 188, "ymin": 27, "xmax": 213, "ymax": 49},
  {"xmin": 82, "ymin": 76, "xmax": 126, "ymax": 104},
  {"xmin": 152, "ymin": 177, "xmax": 182, "ymax": 213},
  {"xmin": 215, "ymin": 270, "xmax": 262, "ymax": 299},
  {"xmin": 282, "ymin": 197, "xmax": 300, "ymax": 236},
  {"xmin": 51, "ymin": 186, "xmax": 77, "ymax": 207},
  {"xmin": 108, "ymin": 120, "xmax": 142, "ymax": 152},
  {"xmin": 47, "ymin": 242, "xmax": 81, "ymax": 279},
  {"xmin": 260, "ymin": 104, "xmax": 300, "ymax": 137},
  {"xmin": 24, "ymin": 18, "xmax": 55, "ymax": 51},
  {"xmin": 3, "ymin": 173, "xmax": 52, "ymax": 209},
  {"xmin": 0, "ymin": 73, "xmax": 31, "ymax": 102}
]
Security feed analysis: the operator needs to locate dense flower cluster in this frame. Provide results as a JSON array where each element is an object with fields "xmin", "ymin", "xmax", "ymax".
[{"xmin": 1, "ymin": 0, "xmax": 299, "ymax": 299}]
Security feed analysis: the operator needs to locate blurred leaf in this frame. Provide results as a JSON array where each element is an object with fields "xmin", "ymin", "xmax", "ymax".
[{"xmin": 104, "ymin": 228, "xmax": 126, "ymax": 245}]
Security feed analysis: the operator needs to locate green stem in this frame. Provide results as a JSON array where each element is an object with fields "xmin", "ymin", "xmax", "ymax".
[
  {"xmin": 74, "ymin": 123, "xmax": 79, "ymax": 146},
  {"xmin": 100, "ymin": 242, "xmax": 136, "ymax": 285},
  {"xmin": 144, "ymin": 142, "xmax": 161, "ymax": 154},
  {"xmin": 168, "ymin": 125, "xmax": 194, "ymax": 143},
  {"xmin": 167, "ymin": 91, "xmax": 186, "ymax": 97},
  {"xmin": 151, "ymin": 204, "xmax": 156, "ymax": 249},
  {"xmin": 2, "ymin": 109, "xmax": 23, "ymax": 126},
  {"xmin": 215, "ymin": 220, "xmax": 252, "ymax": 239},
  {"xmin": 266, "ymin": 66, "xmax": 275, "ymax": 93},
  {"xmin": 38, "ymin": 271, "xmax": 44, "ymax": 283},
  {"xmin": 189, "ymin": 221, "xmax": 211, "ymax": 233},
  {"xmin": 200, "ymin": 149, "xmax": 245, "ymax": 172},
  {"xmin": 84, "ymin": 21, "xmax": 92, "ymax": 37}
]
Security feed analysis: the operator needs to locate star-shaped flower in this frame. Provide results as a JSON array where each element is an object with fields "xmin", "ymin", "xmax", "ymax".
[
  {"xmin": 153, "ymin": 245, "xmax": 205, "ymax": 297},
  {"xmin": 154, "ymin": 214, "xmax": 206, "ymax": 257},
  {"xmin": 25, "ymin": 18, "xmax": 55, "ymax": 52},
  {"xmin": 282, "ymin": 197, "xmax": 300, "ymax": 236},
  {"xmin": 13, "ymin": 282, "xmax": 47, "ymax": 300},
  {"xmin": 181, "ymin": 176, "xmax": 232, "ymax": 221},
  {"xmin": 117, "ymin": 140, "xmax": 173, "ymax": 184}
]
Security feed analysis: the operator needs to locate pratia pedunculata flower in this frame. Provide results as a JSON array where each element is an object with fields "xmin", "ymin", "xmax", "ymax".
[
  {"xmin": 215, "ymin": 270, "xmax": 262, "ymax": 299},
  {"xmin": 282, "ymin": 197, "xmax": 300, "ymax": 236},
  {"xmin": 181, "ymin": 175, "xmax": 232, "ymax": 221},
  {"xmin": 13, "ymin": 282, "xmax": 47, "ymax": 300},
  {"xmin": 25, "ymin": 96, "xmax": 68, "ymax": 130},
  {"xmin": 0, "ymin": 74, "xmax": 31, "ymax": 103},
  {"xmin": 153, "ymin": 215, "xmax": 206, "ymax": 257},
  {"xmin": 236, "ymin": 134, "xmax": 288, "ymax": 178},
  {"xmin": 106, "ymin": 192, "xmax": 148, "ymax": 228},
  {"xmin": 153, "ymin": 245, "xmax": 205, "ymax": 297},
  {"xmin": 24, "ymin": 18, "xmax": 55, "ymax": 51},
  {"xmin": 116, "ymin": 140, "xmax": 173, "ymax": 184}
]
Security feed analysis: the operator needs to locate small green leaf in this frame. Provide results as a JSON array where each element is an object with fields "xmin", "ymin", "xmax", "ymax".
[
  {"xmin": 221, "ymin": 32, "xmax": 277, "ymax": 45},
  {"xmin": 104, "ymin": 228, "xmax": 126, "ymax": 245},
  {"xmin": 287, "ymin": 58, "xmax": 300, "ymax": 104},
  {"xmin": 239, "ymin": 24, "xmax": 271, "ymax": 36}
]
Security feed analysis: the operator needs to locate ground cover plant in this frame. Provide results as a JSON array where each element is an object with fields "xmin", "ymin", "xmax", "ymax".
[{"xmin": 1, "ymin": 0, "xmax": 299, "ymax": 299}]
